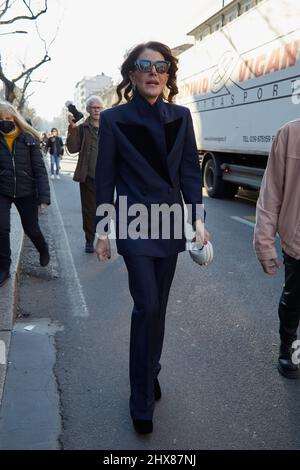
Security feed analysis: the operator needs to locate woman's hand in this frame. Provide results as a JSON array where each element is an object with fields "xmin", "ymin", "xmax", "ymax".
[
  {"xmin": 96, "ymin": 237, "xmax": 111, "ymax": 261},
  {"xmin": 39, "ymin": 203, "xmax": 48, "ymax": 210},
  {"xmin": 195, "ymin": 218, "xmax": 210, "ymax": 245}
]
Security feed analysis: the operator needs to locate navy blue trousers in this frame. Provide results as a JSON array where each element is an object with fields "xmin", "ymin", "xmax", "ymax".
[{"xmin": 123, "ymin": 253, "xmax": 178, "ymax": 420}]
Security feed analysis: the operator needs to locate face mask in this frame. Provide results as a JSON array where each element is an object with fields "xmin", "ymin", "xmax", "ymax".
[{"xmin": 0, "ymin": 120, "xmax": 16, "ymax": 134}]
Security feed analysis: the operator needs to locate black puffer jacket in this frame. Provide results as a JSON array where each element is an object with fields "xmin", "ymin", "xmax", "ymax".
[{"xmin": 0, "ymin": 131, "xmax": 50, "ymax": 204}]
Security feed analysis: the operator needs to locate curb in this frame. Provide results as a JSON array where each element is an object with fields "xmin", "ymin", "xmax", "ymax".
[{"xmin": 0, "ymin": 207, "xmax": 24, "ymax": 406}]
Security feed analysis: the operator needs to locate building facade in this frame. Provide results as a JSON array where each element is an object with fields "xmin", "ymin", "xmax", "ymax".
[
  {"xmin": 74, "ymin": 73, "xmax": 113, "ymax": 111},
  {"xmin": 186, "ymin": 0, "xmax": 265, "ymax": 43}
]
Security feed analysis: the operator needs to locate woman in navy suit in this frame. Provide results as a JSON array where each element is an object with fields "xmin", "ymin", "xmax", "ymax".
[{"xmin": 95, "ymin": 41, "xmax": 209, "ymax": 434}]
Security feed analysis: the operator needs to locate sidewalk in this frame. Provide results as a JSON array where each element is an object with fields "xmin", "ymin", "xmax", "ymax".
[{"xmin": 0, "ymin": 208, "xmax": 24, "ymax": 405}]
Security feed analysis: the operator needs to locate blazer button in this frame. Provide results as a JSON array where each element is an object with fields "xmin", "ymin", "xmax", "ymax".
[{"xmin": 142, "ymin": 190, "xmax": 147, "ymax": 196}]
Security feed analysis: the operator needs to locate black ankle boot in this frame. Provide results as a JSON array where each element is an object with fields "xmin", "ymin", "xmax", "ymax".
[
  {"xmin": 278, "ymin": 342, "xmax": 300, "ymax": 379},
  {"xmin": 133, "ymin": 419, "xmax": 153, "ymax": 434},
  {"xmin": 154, "ymin": 378, "xmax": 161, "ymax": 401}
]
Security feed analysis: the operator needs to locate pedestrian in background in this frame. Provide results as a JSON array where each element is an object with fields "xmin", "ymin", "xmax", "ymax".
[
  {"xmin": 95, "ymin": 41, "xmax": 209, "ymax": 434},
  {"xmin": 40, "ymin": 132, "xmax": 48, "ymax": 157},
  {"xmin": 66, "ymin": 95, "xmax": 104, "ymax": 253},
  {"xmin": 0, "ymin": 101, "xmax": 50, "ymax": 287},
  {"xmin": 254, "ymin": 119, "xmax": 300, "ymax": 379},
  {"xmin": 46, "ymin": 127, "xmax": 64, "ymax": 180}
]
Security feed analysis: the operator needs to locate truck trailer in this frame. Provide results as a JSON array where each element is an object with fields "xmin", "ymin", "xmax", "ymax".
[{"xmin": 177, "ymin": 0, "xmax": 300, "ymax": 197}]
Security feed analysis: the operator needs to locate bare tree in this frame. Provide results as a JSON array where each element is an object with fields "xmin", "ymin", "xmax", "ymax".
[
  {"xmin": 0, "ymin": 51, "xmax": 51, "ymax": 108},
  {"xmin": 0, "ymin": 0, "xmax": 48, "ymax": 25},
  {"xmin": 0, "ymin": 0, "xmax": 55, "ymax": 110}
]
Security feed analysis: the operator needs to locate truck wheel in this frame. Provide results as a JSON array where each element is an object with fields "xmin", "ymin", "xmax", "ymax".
[
  {"xmin": 203, "ymin": 158, "xmax": 238, "ymax": 198},
  {"xmin": 203, "ymin": 158, "xmax": 225, "ymax": 198}
]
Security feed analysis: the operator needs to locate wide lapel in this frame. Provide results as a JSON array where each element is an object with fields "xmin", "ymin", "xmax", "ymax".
[
  {"xmin": 116, "ymin": 121, "xmax": 172, "ymax": 185},
  {"xmin": 163, "ymin": 113, "xmax": 185, "ymax": 183},
  {"xmin": 164, "ymin": 117, "xmax": 184, "ymax": 155}
]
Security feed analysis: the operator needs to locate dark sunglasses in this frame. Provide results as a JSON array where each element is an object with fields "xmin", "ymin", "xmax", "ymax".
[{"xmin": 133, "ymin": 59, "xmax": 171, "ymax": 74}]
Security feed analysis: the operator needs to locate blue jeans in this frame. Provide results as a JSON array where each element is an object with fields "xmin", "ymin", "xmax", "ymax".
[{"xmin": 50, "ymin": 154, "xmax": 60, "ymax": 175}]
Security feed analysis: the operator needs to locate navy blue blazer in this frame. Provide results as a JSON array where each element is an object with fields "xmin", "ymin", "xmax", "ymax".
[{"xmin": 95, "ymin": 92, "xmax": 203, "ymax": 257}]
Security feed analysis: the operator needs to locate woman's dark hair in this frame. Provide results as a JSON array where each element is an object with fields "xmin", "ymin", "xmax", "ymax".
[
  {"xmin": 51, "ymin": 128, "xmax": 58, "ymax": 133},
  {"xmin": 115, "ymin": 41, "xmax": 178, "ymax": 106}
]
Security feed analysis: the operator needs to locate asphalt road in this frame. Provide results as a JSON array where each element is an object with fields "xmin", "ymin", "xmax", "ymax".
[{"xmin": 2, "ymin": 154, "xmax": 300, "ymax": 450}]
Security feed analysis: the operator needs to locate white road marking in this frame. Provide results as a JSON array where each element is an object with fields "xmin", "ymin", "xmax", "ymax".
[
  {"xmin": 49, "ymin": 177, "xmax": 89, "ymax": 318},
  {"xmin": 0, "ymin": 340, "xmax": 6, "ymax": 365},
  {"xmin": 230, "ymin": 216, "xmax": 255, "ymax": 228},
  {"xmin": 231, "ymin": 216, "xmax": 279, "ymax": 238}
]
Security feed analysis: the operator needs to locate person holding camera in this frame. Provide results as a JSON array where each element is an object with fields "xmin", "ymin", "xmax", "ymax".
[
  {"xmin": 66, "ymin": 95, "xmax": 104, "ymax": 253},
  {"xmin": 46, "ymin": 128, "xmax": 64, "ymax": 180}
]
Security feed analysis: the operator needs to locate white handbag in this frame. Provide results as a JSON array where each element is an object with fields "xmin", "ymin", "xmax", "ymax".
[{"xmin": 186, "ymin": 240, "xmax": 214, "ymax": 266}]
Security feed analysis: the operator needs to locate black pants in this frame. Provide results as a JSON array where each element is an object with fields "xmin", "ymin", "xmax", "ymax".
[
  {"xmin": 123, "ymin": 254, "xmax": 178, "ymax": 420},
  {"xmin": 0, "ymin": 193, "xmax": 48, "ymax": 272},
  {"xmin": 79, "ymin": 177, "xmax": 96, "ymax": 243},
  {"xmin": 278, "ymin": 251, "xmax": 300, "ymax": 345}
]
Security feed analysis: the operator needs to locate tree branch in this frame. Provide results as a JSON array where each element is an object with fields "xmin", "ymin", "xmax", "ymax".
[
  {"xmin": 35, "ymin": 9, "xmax": 60, "ymax": 53},
  {"xmin": 0, "ymin": 53, "xmax": 11, "ymax": 88},
  {"xmin": 0, "ymin": 0, "xmax": 55, "ymax": 109},
  {"xmin": 0, "ymin": 52, "xmax": 17, "ymax": 102},
  {"xmin": 22, "ymin": 0, "xmax": 34, "ymax": 17},
  {"xmin": 0, "ymin": 1, "xmax": 10, "ymax": 19},
  {"xmin": 0, "ymin": 0, "xmax": 47, "ymax": 25},
  {"xmin": 13, "ymin": 53, "xmax": 51, "ymax": 83}
]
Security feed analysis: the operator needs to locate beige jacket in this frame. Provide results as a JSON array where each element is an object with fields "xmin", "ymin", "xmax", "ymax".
[{"xmin": 254, "ymin": 119, "xmax": 300, "ymax": 261}]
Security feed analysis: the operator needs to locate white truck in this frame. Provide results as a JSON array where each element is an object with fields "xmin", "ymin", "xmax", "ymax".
[{"xmin": 177, "ymin": 0, "xmax": 300, "ymax": 197}]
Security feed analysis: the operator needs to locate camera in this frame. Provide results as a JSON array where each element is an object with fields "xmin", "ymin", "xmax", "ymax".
[{"xmin": 65, "ymin": 101, "xmax": 84, "ymax": 123}]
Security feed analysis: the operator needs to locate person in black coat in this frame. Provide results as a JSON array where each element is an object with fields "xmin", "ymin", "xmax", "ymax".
[
  {"xmin": 95, "ymin": 41, "xmax": 210, "ymax": 434},
  {"xmin": 0, "ymin": 102, "xmax": 50, "ymax": 287}
]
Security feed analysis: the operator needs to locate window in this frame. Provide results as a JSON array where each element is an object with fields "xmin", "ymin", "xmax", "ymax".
[
  {"xmin": 226, "ymin": 9, "xmax": 238, "ymax": 23},
  {"xmin": 244, "ymin": 1, "xmax": 252, "ymax": 12}
]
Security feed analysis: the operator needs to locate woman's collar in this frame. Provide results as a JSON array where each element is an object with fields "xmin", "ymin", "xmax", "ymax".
[{"xmin": 132, "ymin": 90, "xmax": 163, "ymax": 112}]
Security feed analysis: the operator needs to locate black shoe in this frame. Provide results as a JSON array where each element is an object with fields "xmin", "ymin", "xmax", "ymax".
[
  {"xmin": 40, "ymin": 249, "xmax": 50, "ymax": 267},
  {"xmin": 154, "ymin": 378, "xmax": 161, "ymax": 401},
  {"xmin": 0, "ymin": 271, "xmax": 10, "ymax": 287},
  {"xmin": 133, "ymin": 419, "xmax": 153, "ymax": 434},
  {"xmin": 278, "ymin": 342, "xmax": 300, "ymax": 379},
  {"xmin": 85, "ymin": 241, "xmax": 94, "ymax": 253}
]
